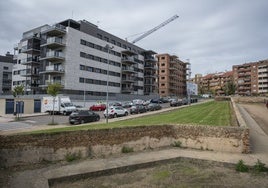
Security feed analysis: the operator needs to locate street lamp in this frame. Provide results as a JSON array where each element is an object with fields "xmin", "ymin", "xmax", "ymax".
[
  {"xmin": 105, "ymin": 44, "xmax": 114, "ymax": 124},
  {"xmin": 83, "ymin": 79, "xmax": 86, "ymax": 107}
]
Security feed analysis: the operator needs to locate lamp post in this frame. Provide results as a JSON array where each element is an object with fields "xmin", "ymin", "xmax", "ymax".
[
  {"xmin": 105, "ymin": 44, "xmax": 114, "ymax": 124},
  {"xmin": 83, "ymin": 79, "xmax": 86, "ymax": 107}
]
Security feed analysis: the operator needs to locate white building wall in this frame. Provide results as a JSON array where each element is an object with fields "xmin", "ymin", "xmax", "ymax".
[{"xmin": 64, "ymin": 27, "xmax": 121, "ymax": 93}]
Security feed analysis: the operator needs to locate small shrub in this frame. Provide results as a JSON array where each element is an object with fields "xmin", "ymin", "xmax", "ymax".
[
  {"xmin": 121, "ymin": 146, "xmax": 134, "ymax": 153},
  {"xmin": 235, "ymin": 160, "xmax": 248, "ymax": 172},
  {"xmin": 65, "ymin": 151, "xmax": 81, "ymax": 162},
  {"xmin": 172, "ymin": 141, "xmax": 182, "ymax": 147},
  {"xmin": 254, "ymin": 159, "xmax": 266, "ymax": 173}
]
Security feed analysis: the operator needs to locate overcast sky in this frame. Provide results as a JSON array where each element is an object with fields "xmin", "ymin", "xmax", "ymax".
[{"xmin": 0, "ymin": 0, "xmax": 268, "ymax": 75}]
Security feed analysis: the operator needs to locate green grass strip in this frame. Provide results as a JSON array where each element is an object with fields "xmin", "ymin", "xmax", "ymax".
[{"xmin": 24, "ymin": 101, "xmax": 232, "ymax": 135}]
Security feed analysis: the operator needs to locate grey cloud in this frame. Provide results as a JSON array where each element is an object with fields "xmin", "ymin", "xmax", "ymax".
[{"xmin": 0, "ymin": 0, "xmax": 268, "ymax": 75}]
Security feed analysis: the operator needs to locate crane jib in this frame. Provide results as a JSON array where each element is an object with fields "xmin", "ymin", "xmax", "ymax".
[{"xmin": 131, "ymin": 15, "xmax": 179, "ymax": 44}]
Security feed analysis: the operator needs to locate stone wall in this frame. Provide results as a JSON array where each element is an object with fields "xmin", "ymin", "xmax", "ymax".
[
  {"xmin": 232, "ymin": 96, "xmax": 268, "ymax": 103},
  {"xmin": 0, "ymin": 124, "xmax": 250, "ymax": 168}
]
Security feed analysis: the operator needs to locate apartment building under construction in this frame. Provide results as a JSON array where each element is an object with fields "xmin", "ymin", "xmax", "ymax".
[{"xmin": 156, "ymin": 54, "xmax": 187, "ymax": 97}]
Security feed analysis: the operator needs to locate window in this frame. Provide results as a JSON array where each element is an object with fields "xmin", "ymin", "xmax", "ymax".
[
  {"xmin": 161, "ymin": 70, "xmax": 165, "ymax": 73},
  {"xmin": 95, "ymin": 57, "xmax": 101, "ymax": 62},
  {"xmin": 117, "ymin": 42, "xmax": 121, "ymax": 47},
  {"xmin": 111, "ymin": 40, "xmax": 116, "ymax": 45},
  {"xmin": 161, "ymin": 63, "xmax": 165, "ymax": 66},
  {"xmin": 104, "ymin": 36, "xmax": 109, "ymax": 42},
  {"xmin": 87, "ymin": 67, "xmax": 93, "ymax": 72},
  {"xmin": 80, "ymin": 65, "xmax": 85, "ymax": 70},
  {"xmin": 161, "ymin": 91, "xmax": 165, "ymax": 94},
  {"xmin": 4, "ymin": 66, "xmax": 9, "ymax": 70},
  {"xmin": 81, "ymin": 39, "xmax": 86, "ymax": 45},
  {"xmin": 79, "ymin": 77, "xmax": 84, "ymax": 83},
  {"xmin": 97, "ymin": 34, "xmax": 102, "ymax": 39},
  {"xmin": 95, "ymin": 45, "xmax": 102, "ymax": 50},
  {"xmin": 161, "ymin": 84, "xmax": 165, "ymax": 86},
  {"xmin": 161, "ymin": 57, "xmax": 165, "ymax": 60}
]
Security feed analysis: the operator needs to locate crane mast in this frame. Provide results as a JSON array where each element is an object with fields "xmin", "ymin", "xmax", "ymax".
[{"xmin": 131, "ymin": 15, "xmax": 179, "ymax": 44}]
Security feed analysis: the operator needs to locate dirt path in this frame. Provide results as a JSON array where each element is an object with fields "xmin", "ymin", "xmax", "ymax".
[{"xmin": 240, "ymin": 103, "xmax": 268, "ymax": 135}]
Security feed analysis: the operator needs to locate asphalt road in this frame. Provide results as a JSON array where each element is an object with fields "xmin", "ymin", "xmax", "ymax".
[{"xmin": 0, "ymin": 103, "xmax": 171, "ymax": 132}]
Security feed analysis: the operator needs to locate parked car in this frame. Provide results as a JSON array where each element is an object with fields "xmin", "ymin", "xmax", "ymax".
[
  {"xmin": 181, "ymin": 98, "xmax": 188, "ymax": 105},
  {"xmin": 104, "ymin": 106, "xmax": 129, "ymax": 118},
  {"xmin": 170, "ymin": 99, "xmax": 182, "ymax": 107},
  {"xmin": 122, "ymin": 101, "xmax": 133, "ymax": 108},
  {"xmin": 74, "ymin": 105, "xmax": 87, "ymax": 111},
  {"xmin": 147, "ymin": 103, "xmax": 162, "ymax": 111},
  {"xmin": 130, "ymin": 105, "xmax": 147, "ymax": 114},
  {"xmin": 109, "ymin": 101, "xmax": 122, "ymax": 107},
  {"xmin": 132, "ymin": 99, "xmax": 145, "ymax": 105},
  {"xmin": 69, "ymin": 110, "xmax": 100, "ymax": 124},
  {"xmin": 89, "ymin": 103, "xmax": 106, "ymax": 111},
  {"xmin": 190, "ymin": 98, "xmax": 198, "ymax": 103},
  {"xmin": 150, "ymin": 98, "xmax": 162, "ymax": 104},
  {"xmin": 160, "ymin": 97, "xmax": 170, "ymax": 103}
]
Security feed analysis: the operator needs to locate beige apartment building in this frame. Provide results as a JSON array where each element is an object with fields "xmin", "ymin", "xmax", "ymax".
[
  {"xmin": 233, "ymin": 60, "xmax": 268, "ymax": 95},
  {"xmin": 156, "ymin": 54, "xmax": 187, "ymax": 97}
]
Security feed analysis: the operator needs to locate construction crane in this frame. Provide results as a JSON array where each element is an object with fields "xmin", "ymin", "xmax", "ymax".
[{"xmin": 130, "ymin": 15, "xmax": 179, "ymax": 44}]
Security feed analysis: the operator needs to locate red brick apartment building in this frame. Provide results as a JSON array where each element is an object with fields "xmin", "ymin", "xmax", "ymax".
[
  {"xmin": 194, "ymin": 71, "xmax": 233, "ymax": 95},
  {"xmin": 233, "ymin": 60, "xmax": 268, "ymax": 95},
  {"xmin": 156, "ymin": 54, "xmax": 188, "ymax": 97}
]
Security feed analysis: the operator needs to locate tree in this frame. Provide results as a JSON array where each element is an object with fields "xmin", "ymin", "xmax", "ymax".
[
  {"xmin": 12, "ymin": 85, "xmax": 24, "ymax": 120},
  {"xmin": 47, "ymin": 82, "xmax": 62, "ymax": 125},
  {"xmin": 223, "ymin": 80, "xmax": 236, "ymax": 96}
]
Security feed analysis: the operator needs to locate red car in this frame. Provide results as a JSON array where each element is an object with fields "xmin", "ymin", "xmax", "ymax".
[{"xmin": 89, "ymin": 104, "xmax": 106, "ymax": 111}]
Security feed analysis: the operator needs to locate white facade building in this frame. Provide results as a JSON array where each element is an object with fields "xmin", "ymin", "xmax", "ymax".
[{"xmin": 13, "ymin": 19, "xmax": 158, "ymax": 98}]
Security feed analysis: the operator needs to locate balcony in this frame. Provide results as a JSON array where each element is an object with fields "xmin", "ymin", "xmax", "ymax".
[
  {"xmin": 122, "ymin": 66, "xmax": 135, "ymax": 73},
  {"xmin": 169, "ymin": 66, "xmax": 177, "ymax": 70},
  {"xmin": 144, "ymin": 81, "xmax": 155, "ymax": 86},
  {"xmin": 41, "ymin": 24, "xmax": 66, "ymax": 36},
  {"xmin": 121, "ymin": 87, "xmax": 133, "ymax": 93},
  {"xmin": 21, "ymin": 45, "xmax": 40, "ymax": 54},
  {"xmin": 20, "ymin": 69, "xmax": 39, "ymax": 77},
  {"xmin": 21, "ymin": 57, "xmax": 40, "ymax": 65},
  {"xmin": 144, "ymin": 63, "xmax": 157, "ymax": 69},
  {"xmin": 39, "ymin": 65, "xmax": 65, "ymax": 74},
  {"xmin": 40, "ymin": 79, "xmax": 64, "ymax": 87},
  {"xmin": 41, "ymin": 37, "xmax": 65, "ymax": 49},
  {"xmin": 122, "ymin": 76, "xmax": 136, "ymax": 83},
  {"xmin": 40, "ymin": 51, "xmax": 65, "ymax": 61},
  {"xmin": 121, "ymin": 56, "xmax": 136, "ymax": 64},
  {"xmin": 258, "ymin": 73, "xmax": 268, "ymax": 77},
  {"xmin": 238, "ymin": 68, "xmax": 251, "ymax": 73},
  {"xmin": 144, "ymin": 56, "xmax": 157, "ymax": 62}
]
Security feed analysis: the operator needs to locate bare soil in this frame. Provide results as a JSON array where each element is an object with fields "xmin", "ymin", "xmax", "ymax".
[{"xmin": 50, "ymin": 158, "xmax": 268, "ymax": 188}]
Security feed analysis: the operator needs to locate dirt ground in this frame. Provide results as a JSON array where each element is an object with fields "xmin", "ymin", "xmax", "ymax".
[
  {"xmin": 240, "ymin": 103, "xmax": 268, "ymax": 135},
  {"xmin": 50, "ymin": 158, "xmax": 268, "ymax": 188}
]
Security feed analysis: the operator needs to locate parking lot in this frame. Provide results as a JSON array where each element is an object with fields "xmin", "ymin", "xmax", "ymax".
[
  {"xmin": 21, "ymin": 102, "xmax": 171, "ymax": 126},
  {"xmin": 0, "ymin": 100, "xmax": 196, "ymax": 133}
]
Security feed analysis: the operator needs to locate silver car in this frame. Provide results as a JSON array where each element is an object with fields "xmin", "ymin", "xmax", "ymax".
[{"xmin": 104, "ymin": 106, "xmax": 129, "ymax": 118}]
